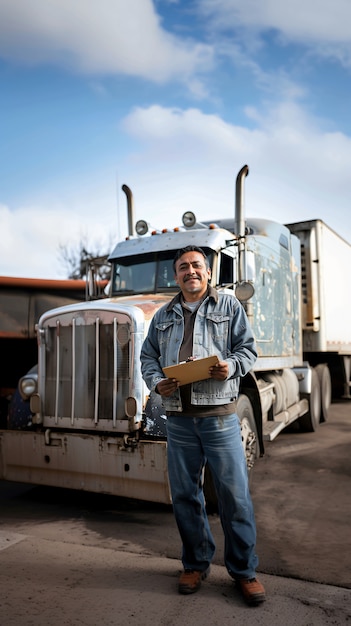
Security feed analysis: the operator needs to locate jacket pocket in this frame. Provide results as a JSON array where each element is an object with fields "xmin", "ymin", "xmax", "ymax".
[
  {"xmin": 206, "ymin": 313, "xmax": 230, "ymax": 345},
  {"xmin": 155, "ymin": 320, "xmax": 176, "ymax": 348}
]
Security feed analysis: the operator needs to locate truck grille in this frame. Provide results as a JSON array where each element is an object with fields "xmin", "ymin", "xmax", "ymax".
[{"xmin": 42, "ymin": 313, "xmax": 131, "ymax": 428}]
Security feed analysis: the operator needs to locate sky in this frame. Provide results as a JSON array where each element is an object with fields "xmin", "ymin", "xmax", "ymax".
[{"xmin": 1, "ymin": 0, "xmax": 351, "ymax": 279}]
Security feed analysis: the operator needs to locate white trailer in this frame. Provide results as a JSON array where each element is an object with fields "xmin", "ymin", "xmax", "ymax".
[{"xmin": 287, "ymin": 219, "xmax": 351, "ymax": 399}]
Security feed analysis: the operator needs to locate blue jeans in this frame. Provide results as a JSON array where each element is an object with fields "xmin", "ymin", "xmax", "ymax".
[{"xmin": 166, "ymin": 414, "xmax": 259, "ymax": 579}]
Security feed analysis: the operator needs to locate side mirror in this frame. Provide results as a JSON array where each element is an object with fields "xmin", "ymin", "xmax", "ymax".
[{"xmin": 235, "ymin": 281, "xmax": 255, "ymax": 301}]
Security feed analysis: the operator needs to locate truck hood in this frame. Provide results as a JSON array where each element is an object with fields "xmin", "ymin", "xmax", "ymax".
[
  {"xmin": 37, "ymin": 292, "xmax": 175, "ymax": 326},
  {"xmin": 107, "ymin": 293, "xmax": 174, "ymax": 320}
]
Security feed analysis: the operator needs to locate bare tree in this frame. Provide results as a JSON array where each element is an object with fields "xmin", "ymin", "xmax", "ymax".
[{"xmin": 58, "ymin": 237, "xmax": 112, "ymax": 281}]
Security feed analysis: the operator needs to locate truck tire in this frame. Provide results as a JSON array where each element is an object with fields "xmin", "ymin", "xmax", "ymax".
[
  {"xmin": 237, "ymin": 393, "xmax": 259, "ymax": 473},
  {"xmin": 299, "ymin": 368, "xmax": 321, "ymax": 432},
  {"xmin": 315, "ymin": 363, "xmax": 331, "ymax": 422}
]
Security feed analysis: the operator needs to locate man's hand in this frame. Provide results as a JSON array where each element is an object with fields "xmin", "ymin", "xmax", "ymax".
[
  {"xmin": 156, "ymin": 378, "xmax": 179, "ymax": 397},
  {"xmin": 209, "ymin": 360, "xmax": 229, "ymax": 381}
]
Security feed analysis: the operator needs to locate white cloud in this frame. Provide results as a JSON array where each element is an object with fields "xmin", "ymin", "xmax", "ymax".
[
  {"xmin": 122, "ymin": 105, "xmax": 261, "ymax": 156},
  {"xmin": 120, "ymin": 103, "xmax": 351, "ymax": 240},
  {"xmin": 2, "ymin": 100, "xmax": 351, "ymax": 280},
  {"xmin": 199, "ymin": 0, "xmax": 351, "ymax": 43},
  {"xmin": 198, "ymin": 0, "xmax": 351, "ymax": 63},
  {"xmin": 122, "ymin": 102, "xmax": 351, "ymax": 175},
  {"xmin": 0, "ymin": 200, "xmax": 116, "ymax": 279},
  {"xmin": 0, "ymin": 0, "xmax": 213, "ymax": 82}
]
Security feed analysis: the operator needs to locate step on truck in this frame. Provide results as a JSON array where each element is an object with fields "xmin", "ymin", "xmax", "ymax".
[{"xmin": 1, "ymin": 165, "xmax": 350, "ymax": 506}]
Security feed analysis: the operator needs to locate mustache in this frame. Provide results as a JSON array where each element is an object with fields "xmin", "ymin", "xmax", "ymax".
[{"xmin": 184, "ymin": 275, "xmax": 200, "ymax": 282}]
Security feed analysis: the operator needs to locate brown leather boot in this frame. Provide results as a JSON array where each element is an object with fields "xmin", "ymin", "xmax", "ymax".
[
  {"xmin": 178, "ymin": 568, "xmax": 210, "ymax": 594},
  {"xmin": 237, "ymin": 577, "xmax": 266, "ymax": 605}
]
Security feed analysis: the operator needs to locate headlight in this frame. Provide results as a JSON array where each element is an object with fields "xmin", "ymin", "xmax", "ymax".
[
  {"xmin": 19, "ymin": 375, "xmax": 38, "ymax": 400},
  {"xmin": 182, "ymin": 211, "xmax": 196, "ymax": 228},
  {"xmin": 135, "ymin": 220, "xmax": 149, "ymax": 235}
]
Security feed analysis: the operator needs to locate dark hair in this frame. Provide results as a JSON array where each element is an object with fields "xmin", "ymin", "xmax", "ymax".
[{"xmin": 173, "ymin": 246, "xmax": 209, "ymax": 272}]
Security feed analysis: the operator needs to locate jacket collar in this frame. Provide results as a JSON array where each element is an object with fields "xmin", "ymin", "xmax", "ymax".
[{"xmin": 166, "ymin": 285, "xmax": 218, "ymax": 312}]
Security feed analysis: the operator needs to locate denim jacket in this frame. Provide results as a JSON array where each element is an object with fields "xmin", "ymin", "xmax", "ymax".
[{"xmin": 140, "ymin": 287, "xmax": 257, "ymax": 412}]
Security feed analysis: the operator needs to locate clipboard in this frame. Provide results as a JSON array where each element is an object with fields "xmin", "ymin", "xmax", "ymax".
[{"xmin": 162, "ymin": 355, "xmax": 219, "ymax": 386}]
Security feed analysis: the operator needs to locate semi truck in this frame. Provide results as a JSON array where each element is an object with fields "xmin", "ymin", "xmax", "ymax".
[{"xmin": 1, "ymin": 165, "xmax": 350, "ymax": 506}]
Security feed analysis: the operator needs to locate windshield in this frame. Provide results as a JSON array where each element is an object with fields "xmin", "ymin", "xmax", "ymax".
[{"xmin": 111, "ymin": 250, "xmax": 213, "ymax": 295}]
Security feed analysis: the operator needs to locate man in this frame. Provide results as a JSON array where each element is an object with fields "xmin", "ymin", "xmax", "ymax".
[{"xmin": 140, "ymin": 245, "xmax": 265, "ymax": 606}]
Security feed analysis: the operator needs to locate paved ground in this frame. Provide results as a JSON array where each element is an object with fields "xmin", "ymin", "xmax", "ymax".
[
  {"xmin": 0, "ymin": 400, "xmax": 350, "ymax": 625},
  {"xmin": 252, "ymin": 400, "xmax": 351, "ymax": 589},
  {"xmin": 0, "ymin": 531, "xmax": 350, "ymax": 626}
]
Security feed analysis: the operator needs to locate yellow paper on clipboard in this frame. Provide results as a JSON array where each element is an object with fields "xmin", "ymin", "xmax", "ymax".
[{"xmin": 162, "ymin": 355, "xmax": 219, "ymax": 386}]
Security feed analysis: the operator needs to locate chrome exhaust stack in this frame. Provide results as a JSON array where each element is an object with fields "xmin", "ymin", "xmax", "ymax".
[
  {"xmin": 234, "ymin": 165, "xmax": 254, "ymax": 302},
  {"xmin": 122, "ymin": 184, "xmax": 135, "ymax": 237}
]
